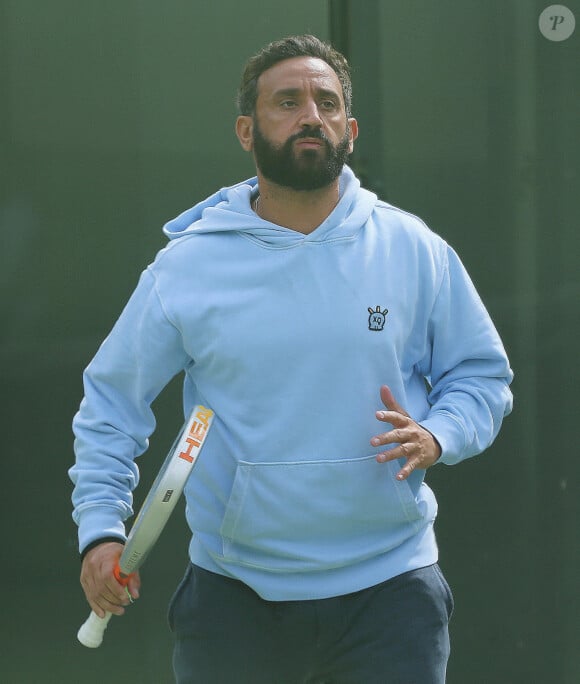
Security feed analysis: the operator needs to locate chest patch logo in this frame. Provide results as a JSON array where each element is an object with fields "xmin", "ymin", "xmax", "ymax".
[{"xmin": 368, "ymin": 306, "xmax": 389, "ymax": 331}]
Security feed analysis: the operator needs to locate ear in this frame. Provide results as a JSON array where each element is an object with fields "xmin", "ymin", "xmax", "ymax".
[
  {"xmin": 347, "ymin": 118, "xmax": 359, "ymax": 154},
  {"xmin": 236, "ymin": 115, "xmax": 254, "ymax": 152}
]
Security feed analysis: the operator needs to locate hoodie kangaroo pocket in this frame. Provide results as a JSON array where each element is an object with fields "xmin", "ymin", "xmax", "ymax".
[{"xmin": 219, "ymin": 454, "xmax": 426, "ymax": 572}]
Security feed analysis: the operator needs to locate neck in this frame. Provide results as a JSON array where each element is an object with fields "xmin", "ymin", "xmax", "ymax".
[{"xmin": 254, "ymin": 175, "xmax": 341, "ymax": 234}]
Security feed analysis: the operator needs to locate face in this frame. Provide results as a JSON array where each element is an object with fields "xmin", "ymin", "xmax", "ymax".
[
  {"xmin": 251, "ymin": 115, "xmax": 352, "ymax": 191},
  {"xmin": 237, "ymin": 56, "xmax": 358, "ymax": 191}
]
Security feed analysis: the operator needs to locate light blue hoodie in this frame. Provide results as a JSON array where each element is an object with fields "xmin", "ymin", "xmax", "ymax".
[{"xmin": 70, "ymin": 166, "xmax": 513, "ymax": 600}]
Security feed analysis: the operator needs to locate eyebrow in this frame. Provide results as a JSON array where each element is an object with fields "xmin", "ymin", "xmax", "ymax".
[{"xmin": 272, "ymin": 87, "xmax": 341, "ymax": 101}]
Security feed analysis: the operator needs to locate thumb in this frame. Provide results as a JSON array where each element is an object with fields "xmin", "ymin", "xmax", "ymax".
[{"xmin": 380, "ymin": 385, "xmax": 410, "ymax": 417}]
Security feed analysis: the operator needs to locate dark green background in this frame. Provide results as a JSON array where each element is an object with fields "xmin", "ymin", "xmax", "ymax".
[{"xmin": 1, "ymin": 1, "xmax": 578, "ymax": 682}]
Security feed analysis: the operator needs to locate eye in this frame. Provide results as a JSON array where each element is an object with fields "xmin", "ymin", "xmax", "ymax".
[
  {"xmin": 280, "ymin": 99, "xmax": 297, "ymax": 108},
  {"xmin": 320, "ymin": 99, "xmax": 339, "ymax": 111}
]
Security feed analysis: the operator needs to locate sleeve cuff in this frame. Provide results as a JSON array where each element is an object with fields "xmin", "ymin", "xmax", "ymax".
[
  {"xmin": 76, "ymin": 506, "xmax": 127, "ymax": 555},
  {"xmin": 419, "ymin": 411, "xmax": 468, "ymax": 465},
  {"xmin": 80, "ymin": 536, "xmax": 126, "ymax": 562}
]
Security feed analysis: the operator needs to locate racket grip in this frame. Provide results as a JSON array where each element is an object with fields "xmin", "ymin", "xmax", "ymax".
[
  {"xmin": 77, "ymin": 609, "xmax": 113, "ymax": 648},
  {"xmin": 77, "ymin": 562, "xmax": 133, "ymax": 647}
]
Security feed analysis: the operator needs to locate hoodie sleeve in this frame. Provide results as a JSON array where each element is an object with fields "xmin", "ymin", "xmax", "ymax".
[
  {"xmin": 69, "ymin": 267, "xmax": 190, "ymax": 552},
  {"xmin": 419, "ymin": 245, "xmax": 514, "ymax": 465}
]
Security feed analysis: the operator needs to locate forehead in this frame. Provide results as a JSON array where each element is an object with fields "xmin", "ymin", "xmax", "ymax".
[{"xmin": 257, "ymin": 56, "xmax": 343, "ymax": 99}]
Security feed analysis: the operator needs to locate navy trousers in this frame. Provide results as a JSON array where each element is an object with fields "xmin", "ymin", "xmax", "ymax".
[{"xmin": 169, "ymin": 563, "xmax": 453, "ymax": 684}]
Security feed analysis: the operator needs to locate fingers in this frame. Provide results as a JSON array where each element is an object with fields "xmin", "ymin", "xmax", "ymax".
[
  {"xmin": 80, "ymin": 542, "xmax": 134, "ymax": 618},
  {"xmin": 374, "ymin": 434, "xmax": 435, "ymax": 480},
  {"xmin": 127, "ymin": 573, "xmax": 141, "ymax": 601},
  {"xmin": 371, "ymin": 425, "xmax": 412, "ymax": 448},
  {"xmin": 394, "ymin": 451, "xmax": 421, "ymax": 481},
  {"xmin": 380, "ymin": 385, "xmax": 410, "ymax": 417},
  {"xmin": 371, "ymin": 385, "xmax": 441, "ymax": 480},
  {"xmin": 92, "ymin": 585, "xmax": 129, "ymax": 618}
]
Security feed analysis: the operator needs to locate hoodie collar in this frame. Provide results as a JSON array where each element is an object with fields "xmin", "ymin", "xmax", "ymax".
[{"xmin": 163, "ymin": 166, "xmax": 377, "ymax": 248}]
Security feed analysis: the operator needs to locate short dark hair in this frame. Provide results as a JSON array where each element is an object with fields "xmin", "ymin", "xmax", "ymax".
[{"xmin": 237, "ymin": 35, "xmax": 353, "ymax": 118}]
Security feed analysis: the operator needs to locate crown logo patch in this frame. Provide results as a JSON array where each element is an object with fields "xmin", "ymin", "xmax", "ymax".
[{"xmin": 368, "ymin": 306, "xmax": 389, "ymax": 331}]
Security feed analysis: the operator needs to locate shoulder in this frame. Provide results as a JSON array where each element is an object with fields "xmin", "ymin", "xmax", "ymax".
[
  {"xmin": 371, "ymin": 200, "xmax": 449, "ymax": 258},
  {"xmin": 374, "ymin": 200, "xmax": 437, "ymax": 236},
  {"xmin": 150, "ymin": 230, "xmax": 230, "ymax": 272}
]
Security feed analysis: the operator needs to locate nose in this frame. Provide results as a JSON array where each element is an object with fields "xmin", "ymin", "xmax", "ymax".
[{"xmin": 299, "ymin": 99, "xmax": 323, "ymax": 128}]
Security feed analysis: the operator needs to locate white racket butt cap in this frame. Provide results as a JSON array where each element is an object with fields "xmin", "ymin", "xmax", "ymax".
[{"xmin": 77, "ymin": 610, "xmax": 112, "ymax": 648}]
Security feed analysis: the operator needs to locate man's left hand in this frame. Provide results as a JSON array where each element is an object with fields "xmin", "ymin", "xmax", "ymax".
[{"xmin": 370, "ymin": 385, "xmax": 441, "ymax": 481}]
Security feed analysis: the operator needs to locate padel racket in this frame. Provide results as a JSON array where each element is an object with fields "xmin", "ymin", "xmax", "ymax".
[{"xmin": 77, "ymin": 404, "xmax": 214, "ymax": 648}]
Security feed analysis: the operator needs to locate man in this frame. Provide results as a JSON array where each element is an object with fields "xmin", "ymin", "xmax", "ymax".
[{"xmin": 70, "ymin": 35, "xmax": 513, "ymax": 683}]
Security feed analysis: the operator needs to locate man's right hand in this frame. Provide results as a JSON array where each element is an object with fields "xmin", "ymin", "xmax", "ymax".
[{"xmin": 80, "ymin": 541, "xmax": 141, "ymax": 618}]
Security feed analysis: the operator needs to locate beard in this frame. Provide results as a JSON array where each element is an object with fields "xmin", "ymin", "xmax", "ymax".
[{"xmin": 252, "ymin": 118, "xmax": 352, "ymax": 191}]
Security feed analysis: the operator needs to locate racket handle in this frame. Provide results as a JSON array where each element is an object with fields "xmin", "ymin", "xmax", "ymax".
[
  {"xmin": 77, "ymin": 609, "xmax": 113, "ymax": 648},
  {"xmin": 77, "ymin": 562, "xmax": 133, "ymax": 648}
]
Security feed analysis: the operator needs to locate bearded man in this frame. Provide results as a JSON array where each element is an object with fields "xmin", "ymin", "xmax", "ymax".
[{"xmin": 71, "ymin": 34, "xmax": 513, "ymax": 683}]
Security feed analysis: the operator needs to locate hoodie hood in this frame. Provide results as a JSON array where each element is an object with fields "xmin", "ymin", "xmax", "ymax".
[{"xmin": 162, "ymin": 166, "xmax": 377, "ymax": 248}]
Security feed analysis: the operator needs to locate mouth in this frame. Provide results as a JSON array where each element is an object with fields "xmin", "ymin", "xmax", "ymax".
[{"xmin": 295, "ymin": 138, "xmax": 324, "ymax": 149}]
